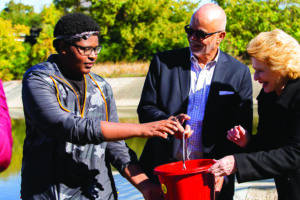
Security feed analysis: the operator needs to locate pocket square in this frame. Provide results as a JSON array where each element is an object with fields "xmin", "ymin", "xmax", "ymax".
[{"xmin": 219, "ymin": 91, "xmax": 234, "ymax": 95}]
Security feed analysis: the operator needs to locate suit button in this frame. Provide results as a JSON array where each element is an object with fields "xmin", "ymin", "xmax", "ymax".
[{"xmin": 284, "ymin": 177, "xmax": 291, "ymax": 184}]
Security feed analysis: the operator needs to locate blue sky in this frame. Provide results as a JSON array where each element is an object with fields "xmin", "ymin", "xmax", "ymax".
[
  {"xmin": 0, "ymin": 0, "xmax": 211, "ymax": 13},
  {"xmin": 0, "ymin": 0, "xmax": 53, "ymax": 13}
]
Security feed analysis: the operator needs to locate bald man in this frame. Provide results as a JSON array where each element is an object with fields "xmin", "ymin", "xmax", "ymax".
[{"xmin": 137, "ymin": 3, "xmax": 253, "ymax": 199}]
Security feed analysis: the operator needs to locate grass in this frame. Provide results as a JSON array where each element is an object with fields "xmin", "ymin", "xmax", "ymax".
[
  {"xmin": 91, "ymin": 61, "xmax": 150, "ymax": 78},
  {"xmin": 119, "ymin": 117, "xmax": 139, "ymax": 124},
  {"xmin": 0, "ymin": 119, "xmax": 26, "ymax": 178},
  {"xmin": 119, "ymin": 117, "xmax": 146, "ymax": 159}
]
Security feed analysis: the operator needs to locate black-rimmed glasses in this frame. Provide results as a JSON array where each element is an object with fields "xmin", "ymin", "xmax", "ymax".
[
  {"xmin": 184, "ymin": 25, "xmax": 222, "ymax": 40},
  {"xmin": 71, "ymin": 44, "xmax": 102, "ymax": 56}
]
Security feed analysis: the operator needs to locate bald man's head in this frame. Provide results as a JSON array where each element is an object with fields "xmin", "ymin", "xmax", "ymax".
[
  {"xmin": 191, "ymin": 3, "xmax": 227, "ymax": 32},
  {"xmin": 187, "ymin": 3, "xmax": 227, "ymax": 64}
]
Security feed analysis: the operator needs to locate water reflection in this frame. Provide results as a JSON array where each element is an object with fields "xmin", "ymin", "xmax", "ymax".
[
  {"xmin": 0, "ymin": 119, "xmax": 25, "ymax": 179},
  {"xmin": 0, "ymin": 172, "xmax": 144, "ymax": 200},
  {"xmin": 0, "ymin": 173, "xmax": 21, "ymax": 199}
]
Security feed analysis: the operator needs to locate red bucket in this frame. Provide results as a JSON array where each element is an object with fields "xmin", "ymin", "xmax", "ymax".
[{"xmin": 154, "ymin": 159, "xmax": 215, "ymax": 200}]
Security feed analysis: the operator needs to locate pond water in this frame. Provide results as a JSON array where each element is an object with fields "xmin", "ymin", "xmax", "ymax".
[{"xmin": 0, "ymin": 119, "xmax": 146, "ymax": 200}]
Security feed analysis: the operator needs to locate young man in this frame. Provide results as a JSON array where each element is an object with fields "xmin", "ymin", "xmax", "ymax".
[{"xmin": 21, "ymin": 13, "xmax": 189, "ymax": 200}]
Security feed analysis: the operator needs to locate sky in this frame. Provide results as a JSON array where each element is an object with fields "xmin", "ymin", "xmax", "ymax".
[
  {"xmin": 0, "ymin": 0, "xmax": 212, "ymax": 13},
  {"xmin": 0, "ymin": 0, "xmax": 53, "ymax": 13}
]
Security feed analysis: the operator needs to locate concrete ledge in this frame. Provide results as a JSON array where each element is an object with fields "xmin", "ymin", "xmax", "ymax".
[
  {"xmin": 4, "ymin": 76, "xmax": 261, "ymax": 119},
  {"xmin": 3, "ymin": 78, "xmax": 145, "ymax": 119},
  {"xmin": 234, "ymin": 179, "xmax": 277, "ymax": 200}
]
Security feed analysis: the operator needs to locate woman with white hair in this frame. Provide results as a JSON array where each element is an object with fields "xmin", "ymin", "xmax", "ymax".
[{"xmin": 209, "ymin": 29, "xmax": 300, "ymax": 199}]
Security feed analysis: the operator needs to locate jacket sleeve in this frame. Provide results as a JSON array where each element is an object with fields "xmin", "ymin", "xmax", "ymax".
[
  {"xmin": 137, "ymin": 55, "xmax": 171, "ymax": 123},
  {"xmin": 22, "ymin": 73, "xmax": 104, "ymax": 145},
  {"xmin": 0, "ymin": 79, "xmax": 12, "ymax": 172},
  {"xmin": 235, "ymin": 93, "xmax": 300, "ymax": 182}
]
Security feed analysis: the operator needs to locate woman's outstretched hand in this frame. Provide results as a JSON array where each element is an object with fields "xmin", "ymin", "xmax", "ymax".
[
  {"xmin": 227, "ymin": 125, "xmax": 250, "ymax": 147},
  {"xmin": 208, "ymin": 156, "xmax": 237, "ymax": 177}
]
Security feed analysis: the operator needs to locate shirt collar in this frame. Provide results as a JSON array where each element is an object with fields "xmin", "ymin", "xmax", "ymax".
[{"xmin": 190, "ymin": 49, "xmax": 220, "ymax": 70}]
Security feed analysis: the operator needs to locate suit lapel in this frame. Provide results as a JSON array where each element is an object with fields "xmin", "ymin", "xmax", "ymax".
[
  {"xmin": 211, "ymin": 51, "xmax": 228, "ymax": 83},
  {"xmin": 178, "ymin": 48, "xmax": 191, "ymax": 103},
  {"xmin": 202, "ymin": 51, "xmax": 228, "ymax": 147}
]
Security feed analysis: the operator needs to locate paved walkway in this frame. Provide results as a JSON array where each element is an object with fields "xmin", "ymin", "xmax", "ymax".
[{"xmin": 3, "ymin": 77, "xmax": 276, "ymax": 199}]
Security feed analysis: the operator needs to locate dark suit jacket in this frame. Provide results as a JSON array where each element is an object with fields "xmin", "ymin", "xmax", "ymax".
[
  {"xmin": 235, "ymin": 79, "xmax": 300, "ymax": 200},
  {"xmin": 137, "ymin": 47, "xmax": 253, "ymax": 199}
]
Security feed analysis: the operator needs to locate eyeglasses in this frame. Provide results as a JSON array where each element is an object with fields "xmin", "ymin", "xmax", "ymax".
[
  {"xmin": 184, "ymin": 25, "xmax": 222, "ymax": 40},
  {"xmin": 71, "ymin": 44, "xmax": 102, "ymax": 56}
]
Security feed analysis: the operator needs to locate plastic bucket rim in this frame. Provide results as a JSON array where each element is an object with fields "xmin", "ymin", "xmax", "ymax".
[{"xmin": 154, "ymin": 159, "xmax": 215, "ymax": 176}]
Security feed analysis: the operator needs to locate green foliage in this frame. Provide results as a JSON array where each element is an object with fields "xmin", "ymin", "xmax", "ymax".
[
  {"xmin": 55, "ymin": 0, "xmax": 197, "ymax": 62},
  {"xmin": 217, "ymin": 0, "xmax": 300, "ymax": 64},
  {"xmin": 93, "ymin": 0, "xmax": 196, "ymax": 62},
  {"xmin": 26, "ymin": 4, "xmax": 63, "ymax": 68},
  {"xmin": 0, "ymin": 3, "xmax": 63, "ymax": 80},
  {"xmin": 2, "ymin": 0, "xmax": 300, "ymax": 80},
  {"xmin": 0, "ymin": 0, "xmax": 197, "ymax": 80},
  {"xmin": 53, "ymin": 0, "xmax": 82, "ymax": 12},
  {"xmin": 0, "ymin": 18, "xmax": 30, "ymax": 80},
  {"xmin": 0, "ymin": 0, "xmax": 42, "ymax": 27}
]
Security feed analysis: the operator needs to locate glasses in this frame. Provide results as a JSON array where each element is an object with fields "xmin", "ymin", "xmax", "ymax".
[
  {"xmin": 71, "ymin": 44, "xmax": 102, "ymax": 56},
  {"xmin": 184, "ymin": 25, "xmax": 222, "ymax": 40}
]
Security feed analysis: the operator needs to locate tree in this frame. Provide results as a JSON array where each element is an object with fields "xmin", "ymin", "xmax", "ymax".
[
  {"xmin": 0, "ymin": 3, "xmax": 63, "ymax": 80},
  {"xmin": 0, "ymin": 0, "xmax": 42, "ymax": 27},
  {"xmin": 54, "ymin": 0, "xmax": 198, "ymax": 62},
  {"xmin": 0, "ymin": 17, "xmax": 30, "ymax": 80},
  {"xmin": 53, "ymin": 0, "xmax": 82, "ymax": 13},
  {"xmin": 26, "ymin": 4, "xmax": 63, "ymax": 68},
  {"xmin": 215, "ymin": 0, "xmax": 300, "ymax": 63}
]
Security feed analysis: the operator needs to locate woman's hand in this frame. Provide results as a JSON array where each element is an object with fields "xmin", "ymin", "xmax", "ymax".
[
  {"xmin": 227, "ymin": 125, "xmax": 250, "ymax": 147},
  {"xmin": 208, "ymin": 156, "xmax": 237, "ymax": 177}
]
